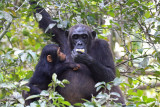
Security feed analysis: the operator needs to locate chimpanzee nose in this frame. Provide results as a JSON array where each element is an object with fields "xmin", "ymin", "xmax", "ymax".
[{"xmin": 77, "ymin": 41, "xmax": 82, "ymax": 46}]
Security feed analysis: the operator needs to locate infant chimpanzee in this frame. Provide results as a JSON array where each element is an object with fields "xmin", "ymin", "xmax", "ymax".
[{"xmin": 22, "ymin": 44, "xmax": 80, "ymax": 105}]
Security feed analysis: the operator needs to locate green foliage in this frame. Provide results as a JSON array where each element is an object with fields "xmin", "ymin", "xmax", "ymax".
[
  {"xmin": 0, "ymin": 0, "xmax": 160, "ymax": 106},
  {"xmin": 24, "ymin": 74, "xmax": 71, "ymax": 107}
]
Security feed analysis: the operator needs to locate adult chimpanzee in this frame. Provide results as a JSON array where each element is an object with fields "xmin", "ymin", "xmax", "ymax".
[
  {"xmin": 29, "ymin": 1, "xmax": 125, "ymax": 105},
  {"xmin": 23, "ymin": 44, "xmax": 80, "ymax": 105}
]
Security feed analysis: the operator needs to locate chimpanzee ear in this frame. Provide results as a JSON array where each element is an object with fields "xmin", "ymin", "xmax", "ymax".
[
  {"xmin": 47, "ymin": 55, "xmax": 52, "ymax": 62},
  {"xmin": 65, "ymin": 30, "xmax": 69, "ymax": 37},
  {"xmin": 92, "ymin": 31, "xmax": 96, "ymax": 39}
]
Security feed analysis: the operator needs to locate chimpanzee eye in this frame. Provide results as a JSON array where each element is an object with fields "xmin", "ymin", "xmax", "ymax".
[
  {"xmin": 82, "ymin": 34, "xmax": 87, "ymax": 39},
  {"xmin": 72, "ymin": 35, "xmax": 78, "ymax": 39}
]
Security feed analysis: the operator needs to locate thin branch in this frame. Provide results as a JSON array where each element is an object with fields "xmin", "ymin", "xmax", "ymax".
[
  {"xmin": 120, "ymin": 71, "xmax": 156, "ymax": 75},
  {"xmin": 116, "ymin": 54, "xmax": 152, "ymax": 67},
  {"xmin": 0, "ymin": 22, "xmax": 12, "ymax": 41},
  {"xmin": 15, "ymin": 0, "xmax": 27, "ymax": 12},
  {"xmin": 131, "ymin": 40, "xmax": 151, "ymax": 43},
  {"xmin": 0, "ymin": 0, "xmax": 27, "ymax": 41},
  {"xmin": 75, "ymin": 0, "xmax": 80, "ymax": 7},
  {"xmin": 137, "ymin": 82, "xmax": 160, "ymax": 90},
  {"xmin": 6, "ymin": 34, "xmax": 13, "ymax": 48},
  {"xmin": 136, "ymin": 18, "xmax": 158, "ymax": 52},
  {"xmin": 123, "ymin": 74, "xmax": 160, "ymax": 91},
  {"xmin": 119, "ymin": 2, "xmax": 129, "ymax": 54}
]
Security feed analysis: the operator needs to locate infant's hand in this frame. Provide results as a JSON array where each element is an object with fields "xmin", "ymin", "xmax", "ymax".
[{"xmin": 72, "ymin": 64, "xmax": 80, "ymax": 71}]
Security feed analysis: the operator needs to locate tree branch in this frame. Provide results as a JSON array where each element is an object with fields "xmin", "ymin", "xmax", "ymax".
[
  {"xmin": 123, "ymin": 74, "xmax": 160, "ymax": 91},
  {"xmin": 137, "ymin": 83, "xmax": 160, "ymax": 90},
  {"xmin": 116, "ymin": 54, "xmax": 152, "ymax": 67},
  {"xmin": 120, "ymin": 71, "xmax": 155, "ymax": 75},
  {"xmin": 0, "ymin": 22, "xmax": 12, "ymax": 41}
]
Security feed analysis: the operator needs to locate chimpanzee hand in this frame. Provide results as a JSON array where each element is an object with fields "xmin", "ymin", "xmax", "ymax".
[
  {"xmin": 62, "ymin": 62, "xmax": 80, "ymax": 71},
  {"xmin": 70, "ymin": 63, "xmax": 81, "ymax": 71},
  {"xmin": 71, "ymin": 50, "xmax": 94, "ymax": 65}
]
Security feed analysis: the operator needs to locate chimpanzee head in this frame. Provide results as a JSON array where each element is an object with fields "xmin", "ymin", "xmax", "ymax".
[
  {"xmin": 67, "ymin": 24, "xmax": 96, "ymax": 53},
  {"xmin": 40, "ymin": 44, "xmax": 66, "ymax": 64}
]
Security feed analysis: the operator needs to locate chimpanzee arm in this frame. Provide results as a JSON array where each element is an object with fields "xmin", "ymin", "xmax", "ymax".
[
  {"xmin": 53, "ymin": 63, "xmax": 79, "ymax": 76},
  {"xmin": 29, "ymin": 1, "xmax": 72, "ymax": 59},
  {"xmin": 22, "ymin": 83, "xmax": 42, "ymax": 105},
  {"xmin": 72, "ymin": 39, "xmax": 115, "ymax": 83},
  {"xmin": 27, "ymin": 83, "xmax": 42, "ymax": 95},
  {"xmin": 29, "ymin": 1, "xmax": 58, "ymax": 34}
]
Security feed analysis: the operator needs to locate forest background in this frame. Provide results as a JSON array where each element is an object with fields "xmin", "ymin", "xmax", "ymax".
[{"xmin": 0, "ymin": 0, "xmax": 160, "ymax": 106}]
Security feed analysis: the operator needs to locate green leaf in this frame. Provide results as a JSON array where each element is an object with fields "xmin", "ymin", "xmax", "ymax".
[
  {"xmin": 116, "ymin": 68, "xmax": 120, "ymax": 77},
  {"xmin": 13, "ymin": 92, "xmax": 25, "ymax": 104},
  {"xmin": 137, "ymin": 49, "xmax": 143, "ymax": 54},
  {"xmin": 0, "ymin": 89, "xmax": 6, "ymax": 99},
  {"xmin": 146, "ymin": 98, "xmax": 156, "ymax": 103},
  {"xmin": 59, "ymin": 83, "xmax": 65, "ymax": 87},
  {"xmin": 0, "ymin": 11, "xmax": 3, "ymax": 19},
  {"xmin": 62, "ymin": 79, "xmax": 70, "ymax": 84},
  {"xmin": 99, "ymin": 2, "xmax": 104, "ymax": 8},
  {"xmin": 0, "ymin": 73, "xmax": 3, "ymax": 82},
  {"xmin": 145, "ymin": 18, "xmax": 155, "ymax": 24},
  {"xmin": 6, "ymin": 32, "xmax": 12, "ymax": 38},
  {"xmin": 21, "ymin": 86, "xmax": 30, "ymax": 92},
  {"xmin": 74, "ymin": 103, "xmax": 83, "ymax": 106},
  {"xmin": 52, "ymin": 73, "xmax": 57, "ymax": 82},
  {"xmin": 145, "ymin": 11, "xmax": 150, "ymax": 18},
  {"xmin": 57, "ymin": 24, "xmax": 63, "ymax": 28},
  {"xmin": 40, "ymin": 90, "xmax": 49, "ymax": 96},
  {"xmin": 128, "ymin": 78, "xmax": 133, "ymax": 85},
  {"xmin": 3, "ymin": 11, "xmax": 12, "ymax": 22},
  {"xmin": 5, "ymin": 9, "xmax": 17, "ymax": 17},
  {"xmin": 96, "ymin": 92, "xmax": 108, "ymax": 99},
  {"xmin": 35, "ymin": 13, "xmax": 42, "ymax": 21},
  {"xmin": 116, "ymin": 59, "xmax": 123, "ymax": 63},
  {"xmin": 35, "ymin": 43, "xmax": 41, "ymax": 50},
  {"xmin": 27, "ymin": 50, "xmax": 37, "ymax": 61},
  {"xmin": 61, "ymin": 101, "xmax": 71, "ymax": 106},
  {"xmin": 95, "ymin": 82, "xmax": 105, "ymax": 88},
  {"xmin": 0, "ymin": 83, "xmax": 16, "ymax": 89},
  {"xmin": 87, "ymin": 16, "xmax": 95, "ymax": 24},
  {"xmin": 142, "ymin": 96, "xmax": 147, "ymax": 102},
  {"xmin": 45, "ymin": 23, "xmax": 56, "ymax": 33},
  {"xmin": 107, "ymin": 84, "xmax": 111, "ymax": 91},
  {"xmin": 14, "ymin": 49, "xmax": 24, "ymax": 56},
  {"xmin": 139, "ymin": 57, "xmax": 149, "ymax": 68},
  {"xmin": 26, "ymin": 95, "xmax": 40, "ymax": 100},
  {"xmin": 23, "ymin": 29, "xmax": 30, "ymax": 36},
  {"xmin": 96, "ymin": 86, "xmax": 102, "ymax": 92},
  {"xmin": 137, "ymin": 89, "xmax": 143, "ymax": 97},
  {"xmin": 40, "ymin": 101, "xmax": 46, "ymax": 107},
  {"xmin": 108, "ymin": 10, "xmax": 115, "ymax": 17},
  {"xmin": 21, "ymin": 53, "xmax": 28, "ymax": 62},
  {"xmin": 110, "ymin": 92, "xmax": 120, "ymax": 97},
  {"xmin": 61, "ymin": 20, "xmax": 69, "ymax": 28},
  {"xmin": 113, "ymin": 78, "xmax": 122, "ymax": 86},
  {"xmin": 30, "ymin": 102, "xmax": 38, "ymax": 106}
]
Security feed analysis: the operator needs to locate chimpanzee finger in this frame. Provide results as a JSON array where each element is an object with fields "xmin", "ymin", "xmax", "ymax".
[
  {"xmin": 71, "ymin": 51, "xmax": 75, "ymax": 58},
  {"xmin": 73, "ymin": 64, "xmax": 80, "ymax": 71},
  {"xmin": 71, "ymin": 50, "xmax": 79, "ymax": 58}
]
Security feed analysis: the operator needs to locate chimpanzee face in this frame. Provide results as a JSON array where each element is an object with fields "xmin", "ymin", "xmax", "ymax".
[
  {"xmin": 68, "ymin": 24, "xmax": 96, "ymax": 53},
  {"xmin": 45, "ymin": 45, "xmax": 66, "ymax": 63},
  {"xmin": 71, "ymin": 34, "xmax": 88, "ymax": 53}
]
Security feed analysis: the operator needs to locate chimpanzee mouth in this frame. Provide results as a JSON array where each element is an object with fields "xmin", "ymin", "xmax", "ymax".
[{"xmin": 75, "ymin": 49, "xmax": 85, "ymax": 53}]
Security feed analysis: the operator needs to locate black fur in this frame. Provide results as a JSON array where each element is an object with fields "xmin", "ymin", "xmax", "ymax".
[
  {"xmin": 28, "ymin": 1, "xmax": 125, "ymax": 105},
  {"xmin": 23, "ymin": 44, "xmax": 77, "ymax": 105}
]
